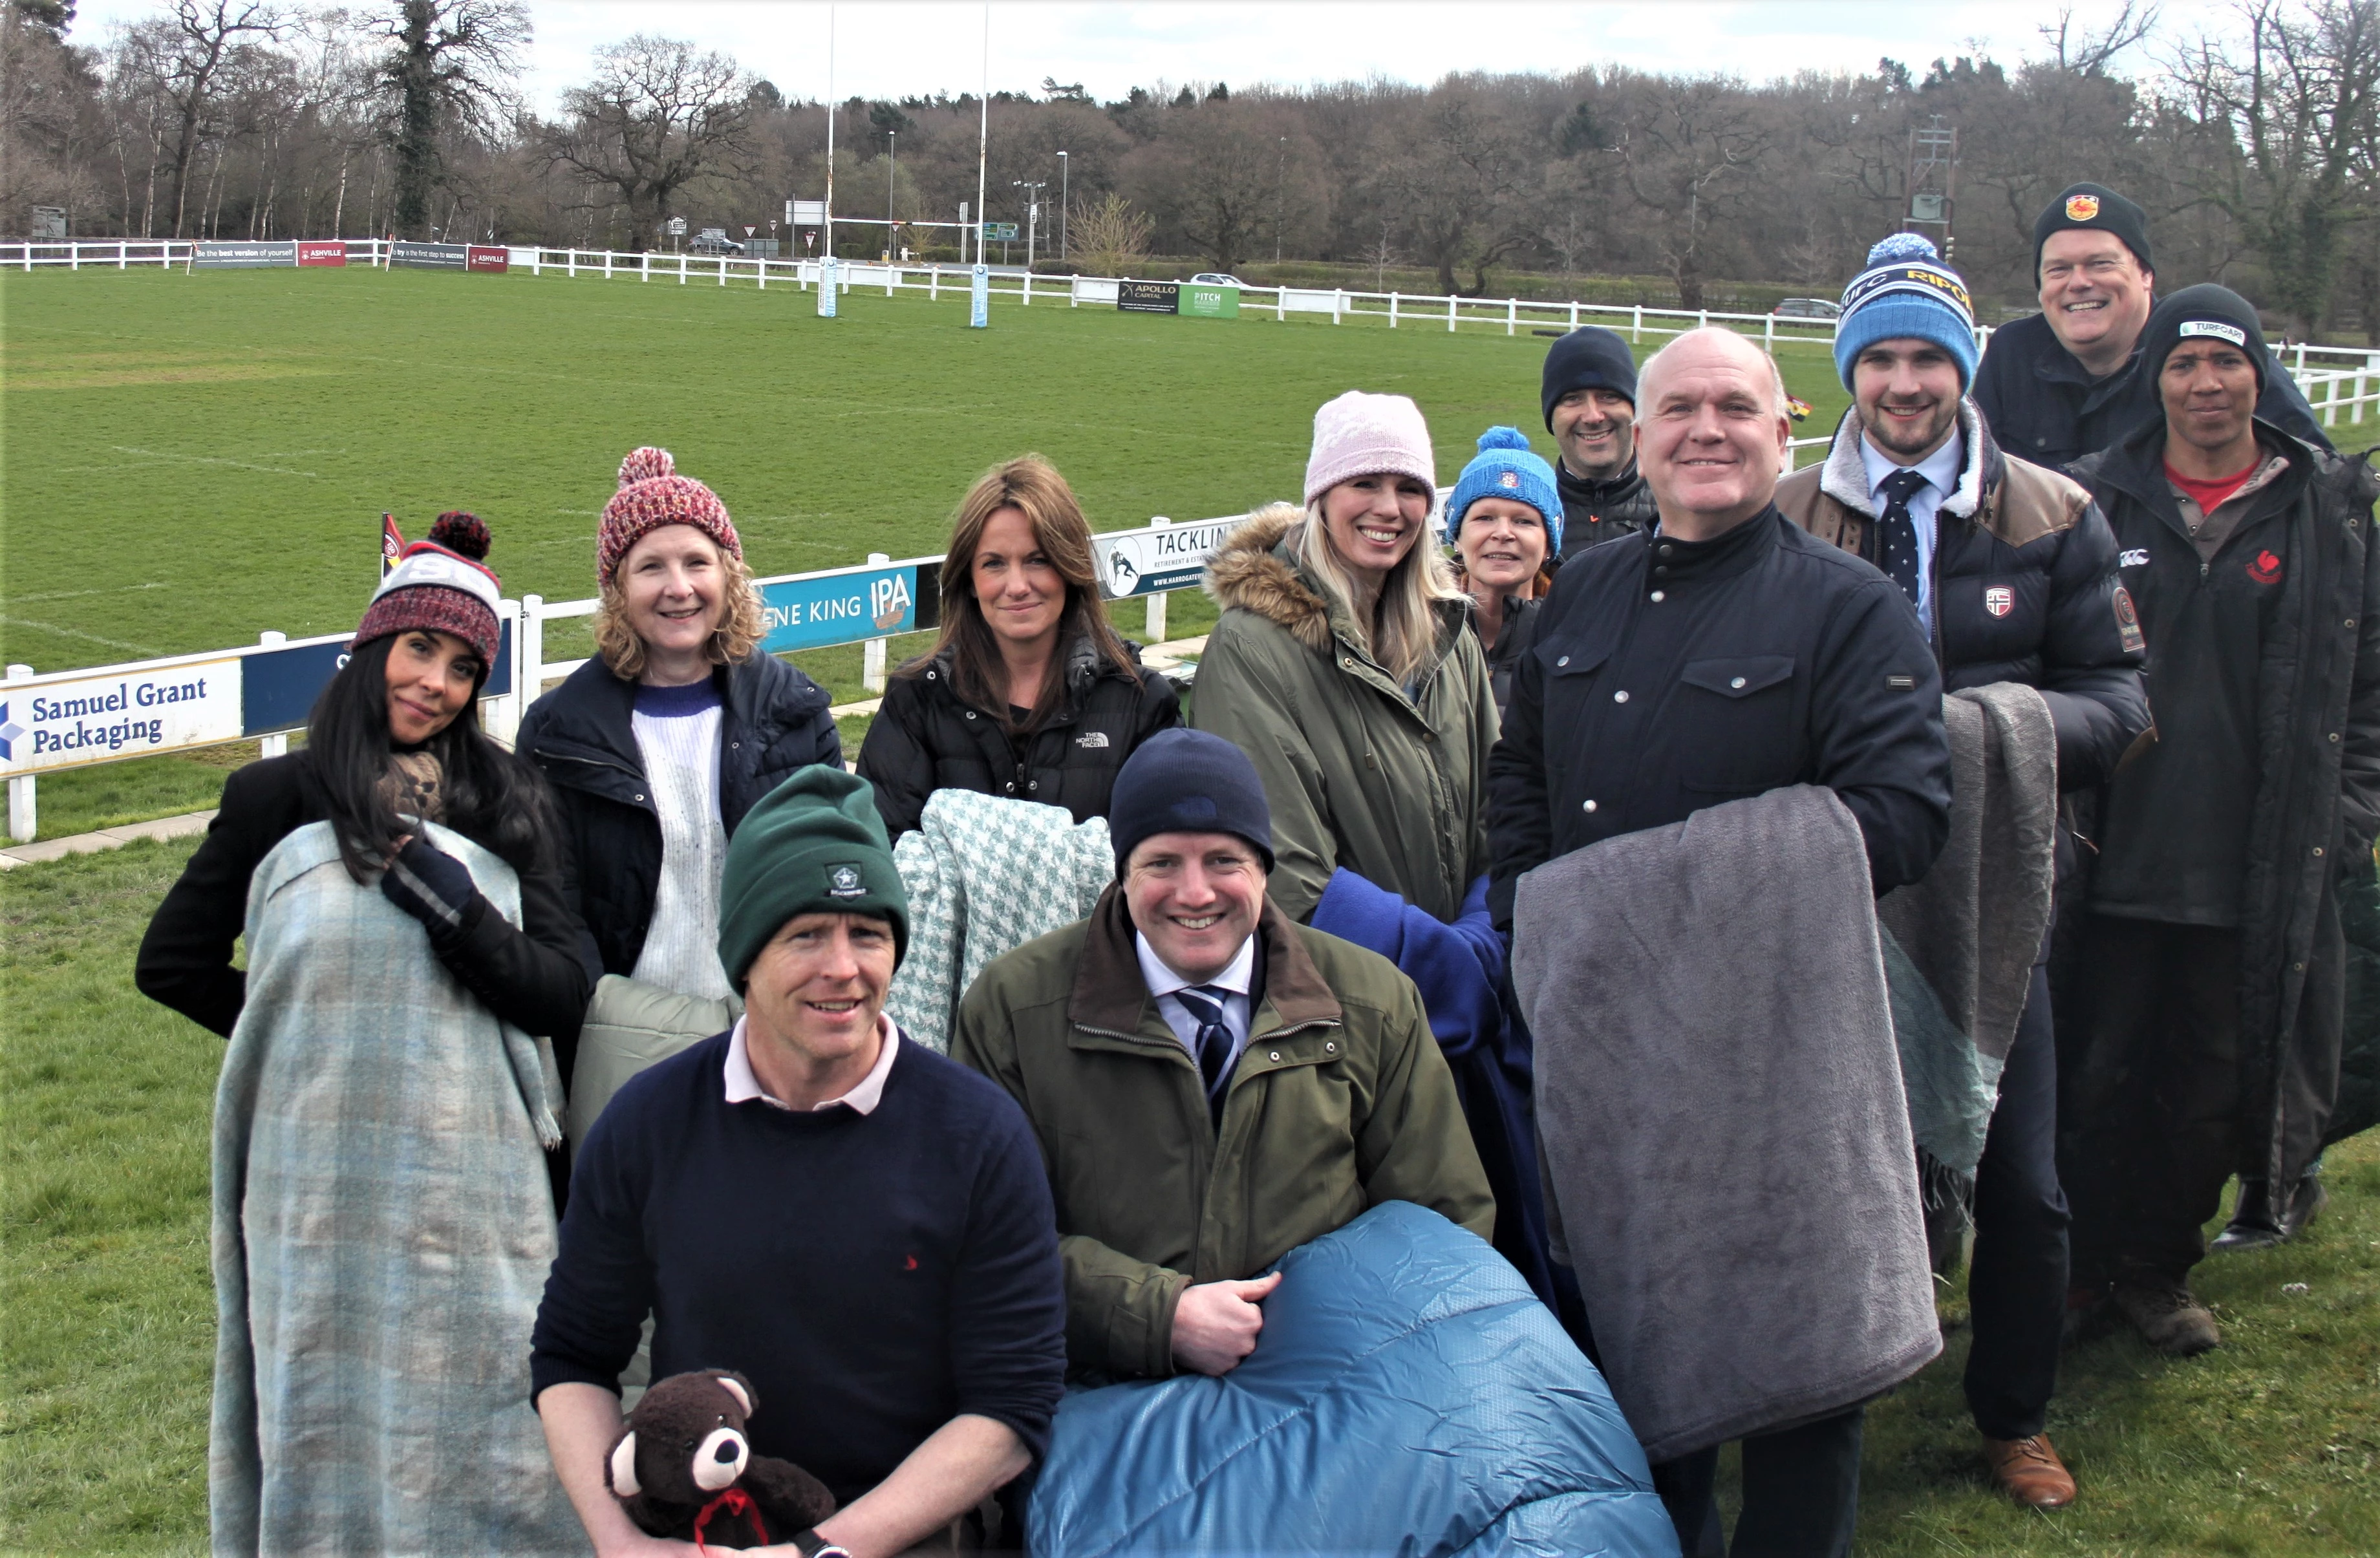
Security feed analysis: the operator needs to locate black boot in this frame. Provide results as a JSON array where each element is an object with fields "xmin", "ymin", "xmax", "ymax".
[{"xmin": 2211, "ymin": 1175, "xmax": 2328, "ymax": 1252}]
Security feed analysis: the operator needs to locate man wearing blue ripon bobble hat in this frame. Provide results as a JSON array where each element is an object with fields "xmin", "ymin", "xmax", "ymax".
[{"xmin": 1779, "ymin": 231, "xmax": 2149, "ymax": 1511}]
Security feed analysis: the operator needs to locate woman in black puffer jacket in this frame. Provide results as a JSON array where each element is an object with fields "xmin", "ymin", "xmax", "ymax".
[{"xmin": 858, "ymin": 454, "xmax": 1178, "ymax": 838}]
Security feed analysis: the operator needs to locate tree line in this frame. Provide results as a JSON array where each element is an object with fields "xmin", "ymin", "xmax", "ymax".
[{"xmin": 4, "ymin": 0, "xmax": 2375, "ymax": 336}]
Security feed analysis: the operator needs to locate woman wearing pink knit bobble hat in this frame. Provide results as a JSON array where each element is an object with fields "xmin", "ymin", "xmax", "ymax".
[
  {"xmin": 1192, "ymin": 390, "xmax": 1494, "ymax": 926},
  {"xmin": 519, "ymin": 448, "xmax": 841, "ymax": 1138}
]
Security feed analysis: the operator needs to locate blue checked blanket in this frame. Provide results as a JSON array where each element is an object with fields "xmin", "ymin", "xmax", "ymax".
[{"xmin": 209, "ymin": 820, "xmax": 577, "ymax": 1557}]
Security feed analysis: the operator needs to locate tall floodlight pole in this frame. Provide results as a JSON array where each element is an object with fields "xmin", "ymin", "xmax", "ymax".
[
  {"xmin": 970, "ymin": 1, "xmax": 990, "ymax": 327},
  {"xmin": 1057, "ymin": 150, "xmax": 1069, "ymax": 259},
  {"xmin": 824, "ymin": 6, "xmax": 836, "ymax": 262},
  {"xmin": 886, "ymin": 129, "xmax": 897, "ymax": 258},
  {"xmin": 1013, "ymin": 178, "xmax": 1045, "ymax": 268}
]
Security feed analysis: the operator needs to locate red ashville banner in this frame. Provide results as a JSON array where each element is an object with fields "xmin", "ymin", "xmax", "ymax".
[
  {"xmin": 465, "ymin": 246, "xmax": 508, "ymax": 273},
  {"xmin": 296, "ymin": 241, "xmax": 346, "ymax": 267}
]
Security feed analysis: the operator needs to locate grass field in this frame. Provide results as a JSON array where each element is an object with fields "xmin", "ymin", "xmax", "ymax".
[
  {"xmin": 12, "ymin": 260, "xmax": 2373, "ymax": 1554},
  {"xmin": 2, "ymin": 838, "xmax": 2374, "ymax": 1553}
]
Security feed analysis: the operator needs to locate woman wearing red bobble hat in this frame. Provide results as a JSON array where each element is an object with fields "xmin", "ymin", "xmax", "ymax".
[
  {"xmin": 134, "ymin": 513, "xmax": 591, "ymax": 1554},
  {"xmin": 517, "ymin": 448, "xmax": 840, "ymax": 1134}
]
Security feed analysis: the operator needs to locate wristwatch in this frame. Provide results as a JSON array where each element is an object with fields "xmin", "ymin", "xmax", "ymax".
[{"xmin": 791, "ymin": 1530, "xmax": 853, "ymax": 1558}]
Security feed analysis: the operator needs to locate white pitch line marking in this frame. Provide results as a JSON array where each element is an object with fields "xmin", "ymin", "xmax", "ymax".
[
  {"xmin": 111, "ymin": 446, "xmax": 322, "ymax": 478},
  {"xmin": 0, "ymin": 615, "xmax": 162, "ymax": 655}
]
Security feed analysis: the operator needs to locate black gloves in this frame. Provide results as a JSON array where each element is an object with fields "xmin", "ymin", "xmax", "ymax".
[{"xmin": 380, "ymin": 835, "xmax": 486, "ymax": 946}]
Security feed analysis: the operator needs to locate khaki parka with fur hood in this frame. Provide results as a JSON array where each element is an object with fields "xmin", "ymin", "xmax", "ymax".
[{"xmin": 1192, "ymin": 507, "xmax": 1498, "ymax": 924}]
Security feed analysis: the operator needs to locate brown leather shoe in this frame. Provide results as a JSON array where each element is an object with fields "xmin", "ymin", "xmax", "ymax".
[{"xmin": 1984, "ymin": 1434, "xmax": 2077, "ymax": 1509}]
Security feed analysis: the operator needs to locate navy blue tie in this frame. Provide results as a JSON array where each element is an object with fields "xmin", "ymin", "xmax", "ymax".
[
  {"xmin": 1172, "ymin": 984, "xmax": 1237, "ymax": 1117},
  {"xmin": 1876, "ymin": 468, "xmax": 1929, "ymax": 611}
]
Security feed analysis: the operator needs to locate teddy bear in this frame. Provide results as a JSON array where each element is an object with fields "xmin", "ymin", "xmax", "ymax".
[{"xmin": 605, "ymin": 1369, "xmax": 837, "ymax": 1551}]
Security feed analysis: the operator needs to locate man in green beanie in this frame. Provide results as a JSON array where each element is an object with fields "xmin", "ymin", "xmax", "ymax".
[{"xmin": 533, "ymin": 768, "xmax": 1067, "ymax": 1558}]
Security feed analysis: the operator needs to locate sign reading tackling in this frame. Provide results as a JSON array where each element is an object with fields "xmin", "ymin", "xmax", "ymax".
[{"xmin": 1095, "ymin": 516, "xmax": 1250, "ymax": 599}]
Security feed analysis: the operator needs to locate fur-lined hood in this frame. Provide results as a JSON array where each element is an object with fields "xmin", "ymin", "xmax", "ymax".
[
  {"xmin": 1204, "ymin": 503, "xmax": 1469, "ymax": 660},
  {"xmin": 1204, "ymin": 504, "xmax": 1337, "ymax": 654}
]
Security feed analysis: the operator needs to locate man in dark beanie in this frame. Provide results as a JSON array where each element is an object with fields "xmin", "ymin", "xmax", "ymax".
[
  {"xmin": 2062, "ymin": 283, "xmax": 2380, "ymax": 1354},
  {"xmin": 1974, "ymin": 182, "xmax": 2331, "ymax": 469},
  {"xmin": 1541, "ymin": 325, "xmax": 1657, "ymax": 560},
  {"xmin": 952, "ymin": 727, "xmax": 1492, "ymax": 1381},
  {"xmin": 533, "ymin": 767, "xmax": 1067, "ymax": 1557}
]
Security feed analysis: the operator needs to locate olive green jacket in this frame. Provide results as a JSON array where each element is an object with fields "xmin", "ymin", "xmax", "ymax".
[
  {"xmin": 950, "ymin": 885, "xmax": 1495, "ymax": 1380},
  {"xmin": 1191, "ymin": 508, "xmax": 1497, "ymax": 923}
]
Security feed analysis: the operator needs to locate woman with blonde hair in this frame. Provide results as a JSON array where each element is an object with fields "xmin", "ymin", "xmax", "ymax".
[
  {"xmin": 858, "ymin": 453, "xmax": 1179, "ymax": 837},
  {"xmin": 519, "ymin": 447, "xmax": 839, "ymax": 1005},
  {"xmin": 1194, "ymin": 390, "xmax": 1495, "ymax": 924}
]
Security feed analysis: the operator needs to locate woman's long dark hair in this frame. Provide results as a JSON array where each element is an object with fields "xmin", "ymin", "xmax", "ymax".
[{"xmin": 307, "ymin": 634, "xmax": 560, "ymax": 884}]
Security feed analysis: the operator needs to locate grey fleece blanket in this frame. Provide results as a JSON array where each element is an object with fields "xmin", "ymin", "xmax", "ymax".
[
  {"xmin": 1516, "ymin": 784, "xmax": 1940, "ymax": 1463},
  {"xmin": 1880, "ymin": 684, "xmax": 2059, "ymax": 1193},
  {"xmin": 212, "ymin": 821, "xmax": 577, "ymax": 1556}
]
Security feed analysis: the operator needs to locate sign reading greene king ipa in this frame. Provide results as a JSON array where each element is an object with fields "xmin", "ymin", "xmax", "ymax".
[
  {"xmin": 756, "ymin": 564, "xmax": 933, "ymax": 654},
  {"xmin": 0, "ymin": 659, "xmax": 242, "ymax": 775}
]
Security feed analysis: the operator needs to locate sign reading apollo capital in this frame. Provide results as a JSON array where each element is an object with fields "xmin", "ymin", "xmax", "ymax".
[{"xmin": 0, "ymin": 657, "xmax": 239, "ymax": 774}]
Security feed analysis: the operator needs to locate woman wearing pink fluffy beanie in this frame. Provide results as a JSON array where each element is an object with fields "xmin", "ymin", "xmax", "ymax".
[{"xmin": 1190, "ymin": 390, "xmax": 1494, "ymax": 926}]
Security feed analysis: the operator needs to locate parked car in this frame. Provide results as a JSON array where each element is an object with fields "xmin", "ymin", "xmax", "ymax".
[
  {"xmin": 1772, "ymin": 297, "xmax": 1841, "ymax": 319},
  {"xmin": 1189, "ymin": 273, "xmax": 1244, "ymax": 288},
  {"xmin": 691, "ymin": 228, "xmax": 744, "ymax": 255}
]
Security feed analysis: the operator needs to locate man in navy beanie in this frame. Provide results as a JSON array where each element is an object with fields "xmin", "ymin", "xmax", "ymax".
[
  {"xmin": 952, "ymin": 728, "xmax": 1492, "ymax": 1382},
  {"xmin": 1973, "ymin": 181, "xmax": 2331, "ymax": 467},
  {"xmin": 1540, "ymin": 325, "xmax": 1656, "ymax": 560},
  {"xmin": 1781, "ymin": 231, "xmax": 2149, "ymax": 1514}
]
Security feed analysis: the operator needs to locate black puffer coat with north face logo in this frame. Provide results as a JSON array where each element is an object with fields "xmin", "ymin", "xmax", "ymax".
[{"xmin": 856, "ymin": 634, "xmax": 1180, "ymax": 838}]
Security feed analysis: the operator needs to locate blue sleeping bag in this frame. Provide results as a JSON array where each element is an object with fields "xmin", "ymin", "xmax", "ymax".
[{"xmin": 1028, "ymin": 1202, "xmax": 1678, "ymax": 1557}]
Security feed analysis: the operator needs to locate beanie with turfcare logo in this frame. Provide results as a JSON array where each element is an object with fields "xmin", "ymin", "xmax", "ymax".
[
  {"xmin": 596, "ymin": 446, "xmax": 743, "ymax": 590},
  {"xmin": 716, "ymin": 767, "xmax": 908, "ymax": 988},
  {"xmin": 1447, "ymin": 427, "xmax": 1562, "ymax": 553},
  {"xmin": 2138, "ymin": 283, "xmax": 2269, "ymax": 397},
  {"xmin": 353, "ymin": 512, "xmax": 502, "ymax": 673},
  {"xmin": 1832, "ymin": 233, "xmax": 1978, "ymax": 392}
]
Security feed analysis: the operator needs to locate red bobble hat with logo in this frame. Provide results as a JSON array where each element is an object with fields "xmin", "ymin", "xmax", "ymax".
[
  {"xmin": 595, "ymin": 446, "xmax": 742, "ymax": 589},
  {"xmin": 353, "ymin": 511, "xmax": 503, "ymax": 674}
]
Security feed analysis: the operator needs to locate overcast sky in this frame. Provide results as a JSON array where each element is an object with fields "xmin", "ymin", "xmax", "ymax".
[{"xmin": 69, "ymin": 0, "xmax": 2193, "ymax": 112}]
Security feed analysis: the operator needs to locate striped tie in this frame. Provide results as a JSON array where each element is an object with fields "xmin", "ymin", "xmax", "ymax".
[{"xmin": 1172, "ymin": 984, "xmax": 1237, "ymax": 1116}]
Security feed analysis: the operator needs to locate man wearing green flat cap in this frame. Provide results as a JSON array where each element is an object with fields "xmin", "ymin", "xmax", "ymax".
[{"xmin": 533, "ymin": 767, "xmax": 1067, "ymax": 1558}]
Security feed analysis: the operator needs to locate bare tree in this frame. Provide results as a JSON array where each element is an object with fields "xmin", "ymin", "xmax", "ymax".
[
  {"xmin": 2169, "ymin": 0, "xmax": 2380, "ymax": 332},
  {"xmin": 373, "ymin": 0, "xmax": 526, "ymax": 237},
  {"xmin": 1609, "ymin": 76, "xmax": 1770, "ymax": 310},
  {"xmin": 1379, "ymin": 82, "xmax": 1538, "ymax": 296},
  {"xmin": 545, "ymin": 34, "xmax": 751, "ymax": 251},
  {"xmin": 143, "ymin": 0, "xmax": 283, "ymax": 237},
  {"xmin": 1069, "ymin": 189, "xmax": 1152, "ymax": 276},
  {"xmin": 2042, "ymin": 1, "xmax": 2163, "ymax": 74},
  {"xmin": 1139, "ymin": 100, "xmax": 1279, "ymax": 272}
]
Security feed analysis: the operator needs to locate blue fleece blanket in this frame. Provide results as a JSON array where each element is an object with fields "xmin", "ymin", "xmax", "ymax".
[
  {"xmin": 1310, "ymin": 869, "xmax": 1554, "ymax": 1306},
  {"xmin": 1028, "ymin": 1202, "xmax": 1677, "ymax": 1557}
]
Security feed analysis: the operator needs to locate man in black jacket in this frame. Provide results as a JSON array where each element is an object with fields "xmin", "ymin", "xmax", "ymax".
[
  {"xmin": 2064, "ymin": 284, "xmax": 2380, "ymax": 1355},
  {"xmin": 1490, "ymin": 326, "xmax": 1951, "ymax": 1558},
  {"xmin": 1540, "ymin": 325, "xmax": 1658, "ymax": 560},
  {"xmin": 1778, "ymin": 232, "xmax": 2149, "ymax": 1511},
  {"xmin": 1973, "ymin": 182, "xmax": 2332, "ymax": 470}
]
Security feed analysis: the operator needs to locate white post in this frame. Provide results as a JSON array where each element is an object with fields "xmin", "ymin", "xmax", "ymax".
[
  {"xmin": 863, "ymin": 556, "xmax": 892, "ymax": 692},
  {"xmin": 1334, "ymin": 289, "xmax": 1344, "ymax": 325},
  {"xmin": 1023, "ymin": 272, "xmax": 1032, "ymax": 306},
  {"xmin": 1764, "ymin": 312, "xmax": 1775, "ymax": 348},
  {"xmin": 1506, "ymin": 297, "xmax": 1516, "ymax": 336},
  {"xmin": 1390, "ymin": 292, "xmax": 1399, "ymax": 328},
  {"xmin": 1633, "ymin": 304, "xmax": 1643, "ymax": 343},
  {"xmin": 1447, "ymin": 293, "xmax": 1457, "ymax": 333},
  {"xmin": 6, "ymin": 663, "xmax": 34, "ymax": 842},
  {"xmin": 256, "ymin": 633, "xmax": 290, "ymax": 758},
  {"xmin": 520, "ymin": 594, "xmax": 546, "ymax": 699},
  {"xmin": 1144, "ymin": 518, "xmax": 1173, "ymax": 640},
  {"xmin": 641, "ymin": 252, "xmax": 650, "ymax": 282},
  {"xmin": 680, "ymin": 255, "xmax": 689, "ymax": 285},
  {"xmin": 931, "ymin": 266, "xmax": 941, "ymax": 300},
  {"xmin": 1569, "ymin": 301, "xmax": 1579, "ymax": 329}
]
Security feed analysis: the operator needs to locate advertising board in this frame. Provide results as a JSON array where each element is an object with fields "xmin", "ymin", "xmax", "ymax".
[
  {"xmin": 31, "ymin": 206, "xmax": 66, "ymax": 240},
  {"xmin": 0, "ymin": 657, "xmax": 242, "ymax": 775},
  {"xmin": 465, "ymin": 245, "xmax": 508, "ymax": 273},
  {"xmin": 194, "ymin": 241, "xmax": 297, "ymax": 268},
  {"xmin": 391, "ymin": 240, "xmax": 467, "ymax": 269},
  {"xmin": 296, "ymin": 240, "xmax": 346, "ymax": 267},
  {"xmin": 756, "ymin": 563, "xmax": 941, "ymax": 655},
  {"xmin": 237, "ymin": 621, "xmax": 515, "ymax": 737},
  {"xmin": 1095, "ymin": 517, "xmax": 1249, "ymax": 599},
  {"xmin": 1181, "ymin": 283, "xmax": 1240, "ymax": 319},
  {"xmin": 1117, "ymin": 280, "xmax": 1180, "ymax": 315}
]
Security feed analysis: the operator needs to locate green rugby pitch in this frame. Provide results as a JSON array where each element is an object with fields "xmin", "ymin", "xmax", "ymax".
[{"xmin": 0, "ymin": 263, "xmax": 1852, "ymax": 676}]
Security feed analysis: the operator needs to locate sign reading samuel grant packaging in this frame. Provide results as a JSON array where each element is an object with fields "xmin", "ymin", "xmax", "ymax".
[
  {"xmin": 390, "ymin": 241, "xmax": 469, "ymax": 269},
  {"xmin": 1117, "ymin": 280, "xmax": 1180, "ymax": 315},
  {"xmin": 0, "ymin": 659, "xmax": 241, "ymax": 776},
  {"xmin": 194, "ymin": 241, "xmax": 297, "ymax": 268}
]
